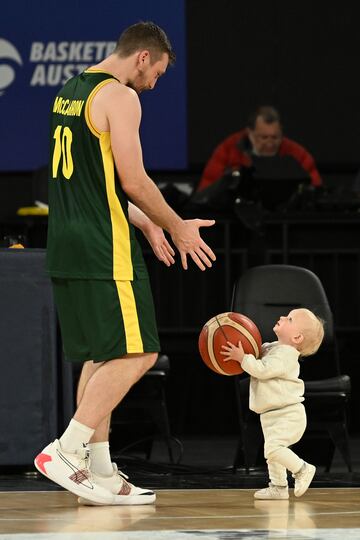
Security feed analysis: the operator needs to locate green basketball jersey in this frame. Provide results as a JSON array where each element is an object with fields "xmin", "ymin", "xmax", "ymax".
[{"xmin": 46, "ymin": 70, "xmax": 147, "ymax": 280}]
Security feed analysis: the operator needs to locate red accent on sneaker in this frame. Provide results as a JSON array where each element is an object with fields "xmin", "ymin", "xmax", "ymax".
[
  {"xmin": 35, "ymin": 453, "xmax": 52, "ymax": 474},
  {"xmin": 118, "ymin": 479, "xmax": 131, "ymax": 496},
  {"xmin": 69, "ymin": 469, "xmax": 90, "ymax": 485}
]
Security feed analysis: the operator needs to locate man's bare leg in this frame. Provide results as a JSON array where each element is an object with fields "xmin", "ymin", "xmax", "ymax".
[
  {"xmin": 76, "ymin": 360, "xmax": 111, "ymax": 442},
  {"xmin": 74, "ymin": 356, "xmax": 156, "ymax": 480},
  {"xmin": 75, "ymin": 354, "xmax": 156, "ymax": 473},
  {"xmin": 73, "ymin": 353, "xmax": 158, "ymax": 503},
  {"xmin": 74, "ymin": 353, "xmax": 157, "ymax": 430},
  {"xmin": 59, "ymin": 353, "xmax": 157, "ymax": 454},
  {"xmin": 35, "ymin": 353, "xmax": 158, "ymax": 504}
]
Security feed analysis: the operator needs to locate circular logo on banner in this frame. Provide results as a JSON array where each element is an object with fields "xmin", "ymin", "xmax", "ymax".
[{"xmin": 0, "ymin": 38, "xmax": 23, "ymax": 96}]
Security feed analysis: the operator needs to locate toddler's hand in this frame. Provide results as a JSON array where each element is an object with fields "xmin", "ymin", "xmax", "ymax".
[{"xmin": 220, "ymin": 340, "xmax": 245, "ymax": 364}]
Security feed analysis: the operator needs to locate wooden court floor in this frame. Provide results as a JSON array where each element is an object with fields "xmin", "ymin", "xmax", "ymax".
[{"xmin": 0, "ymin": 488, "xmax": 359, "ymax": 539}]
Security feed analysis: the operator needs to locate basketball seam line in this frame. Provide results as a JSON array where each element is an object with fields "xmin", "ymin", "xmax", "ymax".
[{"xmin": 206, "ymin": 314, "xmax": 260, "ymax": 376}]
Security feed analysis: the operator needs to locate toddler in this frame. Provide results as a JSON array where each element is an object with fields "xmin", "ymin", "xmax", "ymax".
[{"xmin": 221, "ymin": 308, "xmax": 324, "ymax": 499}]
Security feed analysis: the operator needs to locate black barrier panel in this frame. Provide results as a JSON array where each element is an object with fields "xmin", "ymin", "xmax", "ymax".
[{"xmin": 0, "ymin": 248, "xmax": 73, "ymax": 465}]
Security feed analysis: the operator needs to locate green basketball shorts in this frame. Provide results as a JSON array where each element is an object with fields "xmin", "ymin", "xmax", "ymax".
[{"xmin": 52, "ymin": 277, "xmax": 160, "ymax": 362}]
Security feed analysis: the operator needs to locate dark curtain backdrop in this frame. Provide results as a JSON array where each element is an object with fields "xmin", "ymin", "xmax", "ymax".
[{"xmin": 187, "ymin": 1, "xmax": 360, "ymax": 169}]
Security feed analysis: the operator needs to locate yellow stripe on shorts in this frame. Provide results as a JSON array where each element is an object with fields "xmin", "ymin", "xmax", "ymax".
[
  {"xmin": 116, "ymin": 281, "xmax": 144, "ymax": 353},
  {"xmin": 100, "ymin": 132, "xmax": 133, "ymax": 280}
]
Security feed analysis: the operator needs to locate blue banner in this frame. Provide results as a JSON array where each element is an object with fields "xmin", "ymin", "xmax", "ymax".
[{"xmin": 0, "ymin": 0, "xmax": 186, "ymax": 171}]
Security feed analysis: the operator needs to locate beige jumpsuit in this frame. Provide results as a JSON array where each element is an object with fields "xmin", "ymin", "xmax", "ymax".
[{"xmin": 242, "ymin": 342, "xmax": 306, "ymax": 486}]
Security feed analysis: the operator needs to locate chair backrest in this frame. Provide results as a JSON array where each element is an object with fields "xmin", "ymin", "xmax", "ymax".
[{"xmin": 231, "ymin": 264, "xmax": 340, "ymax": 379}]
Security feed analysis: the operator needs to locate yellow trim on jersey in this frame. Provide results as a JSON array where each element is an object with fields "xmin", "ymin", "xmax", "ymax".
[
  {"xmin": 116, "ymin": 281, "xmax": 144, "ymax": 353},
  {"xmin": 100, "ymin": 132, "xmax": 133, "ymax": 280},
  {"xmin": 84, "ymin": 78, "xmax": 116, "ymax": 138},
  {"xmin": 84, "ymin": 69, "xmax": 118, "ymax": 79}
]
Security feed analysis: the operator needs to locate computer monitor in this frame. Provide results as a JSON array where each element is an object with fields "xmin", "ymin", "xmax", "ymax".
[
  {"xmin": 244, "ymin": 155, "xmax": 311, "ymax": 211},
  {"xmin": 249, "ymin": 176, "xmax": 310, "ymax": 211},
  {"xmin": 189, "ymin": 155, "xmax": 311, "ymax": 212}
]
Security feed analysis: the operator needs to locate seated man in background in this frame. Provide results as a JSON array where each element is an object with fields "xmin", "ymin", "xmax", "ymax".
[{"xmin": 197, "ymin": 106, "xmax": 322, "ymax": 192}]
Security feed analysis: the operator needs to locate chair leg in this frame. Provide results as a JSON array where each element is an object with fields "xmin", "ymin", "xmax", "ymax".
[
  {"xmin": 328, "ymin": 423, "xmax": 352, "ymax": 472},
  {"xmin": 234, "ymin": 378, "xmax": 252, "ymax": 473},
  {"xmin": 148, "ymin": 398, "xmax": 174, "ymax": 463},
  {"xmin": 233, "ymin": 424, "xmax": 264, "ymax": 473},
  {"xmin": 233, "ymin": 430, "xmax": 249, "ymax": 473},
  {"xmin": 324, "ymin": 439, "xmax": 336, "ymax": 473}
]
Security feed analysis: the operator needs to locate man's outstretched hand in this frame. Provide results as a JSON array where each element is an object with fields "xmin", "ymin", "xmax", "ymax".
[
  {"xmin": 143, "ymin": 223, "xmax": 175, "ymax": 267},
  {"xmin": 170, "ymin": 218, "xmax": 216, "ymax": 271}
]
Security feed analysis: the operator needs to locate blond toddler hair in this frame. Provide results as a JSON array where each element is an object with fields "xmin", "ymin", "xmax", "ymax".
[{"xmin": 296, "ymin": 308, "xmax": 325, "ymax": 357}]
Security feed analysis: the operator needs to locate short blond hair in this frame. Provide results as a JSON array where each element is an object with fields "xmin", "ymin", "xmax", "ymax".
[
  {"xmin": 114, "ymin": 21, "xmax": 176, "ymax": 65},
  {"xmin": 296, "ymin": 308, "xmax": 325, "ymax": 357}
]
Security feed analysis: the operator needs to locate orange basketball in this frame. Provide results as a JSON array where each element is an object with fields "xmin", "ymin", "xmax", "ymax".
[{"xmin": 198, "ymin": 312, "xmax": 262, "ymax": 376}]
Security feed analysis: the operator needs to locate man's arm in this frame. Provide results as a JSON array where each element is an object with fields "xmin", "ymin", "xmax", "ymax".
[
  {"xmin": 96, "ymin": 83, "xmax": 216, "ymax": 270},
  {"xmin": 107, "ymin": 87, "xmax": 183, "ymax": 228},
  {"xmin": 128, "ymin": 202, "xmax": 175, "ymax": 267},
  {"xmin": 281, "ymin": 138, "xmax": 322, "ymax": 187}
]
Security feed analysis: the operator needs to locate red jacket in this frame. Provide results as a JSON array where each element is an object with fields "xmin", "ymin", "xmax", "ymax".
[{"xmin": 198, "ymin": 129, "xmax": 322, "ymax": 191}]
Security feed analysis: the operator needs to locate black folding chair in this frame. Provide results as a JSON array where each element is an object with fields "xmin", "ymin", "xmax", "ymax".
[{"xmin": 232, "ymin": 264, "xmax": 352, "ymax": 472}]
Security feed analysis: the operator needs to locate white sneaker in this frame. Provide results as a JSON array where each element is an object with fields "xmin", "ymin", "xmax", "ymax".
[
  {"xmin": 78, "ymin": 463, "xmax": 156, "ymax": 506},
  {"xmin": 254, "ymin": 483, "xmax": 289, "ymax": 500},
  {"xmin": 34, "ymin": 439, "xmax": 114, "ymax": 505},
  {"xmin": 293, "ymin": 462, "xmax": 316, "ymax": 497}
]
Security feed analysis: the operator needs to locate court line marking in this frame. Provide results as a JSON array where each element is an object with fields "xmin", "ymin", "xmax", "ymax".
[
  {"xmin": 2, "ymin": 487, "xmax": 360, "ymax": 494},
  {"xmin": 1, "ymin": 510, "xmax": 359, "ymax": 522},
  {"xmin": 2, "ymin": 529, "xmax": 360, "ymax": 540},
  {"xmin": 0, "ymin": 491, "xmax": 66, "ymax": 494}
]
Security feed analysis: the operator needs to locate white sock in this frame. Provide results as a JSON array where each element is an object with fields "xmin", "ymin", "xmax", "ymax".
[
  {"xmin": 88, "ymin": 442, "xmax": 114, "ymax": 476},
  {"xmin": 59, "ymin": 419, "xmax": 95, "ymax": 454}
]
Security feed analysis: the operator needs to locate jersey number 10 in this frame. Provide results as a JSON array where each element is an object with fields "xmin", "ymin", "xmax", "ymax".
[{"xmin": 52, "ymin": 125, "xmax": 74, "ymax": 180}]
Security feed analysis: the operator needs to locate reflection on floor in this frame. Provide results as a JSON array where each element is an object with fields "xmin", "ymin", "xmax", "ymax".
[
  {"xmin": 0, "ymin": 436, "xmax": 359, "ymax": 539},
  {"xmin": 0, "ymin": 436, "xmax": 359, "ymax": 492},
  {"xmin": 2, "ymin": 529, "xmax": 360, "ymax": 540},
  {"xmin": 0, "ymin": 488, "xmax": 360, "ymax": 538}
]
